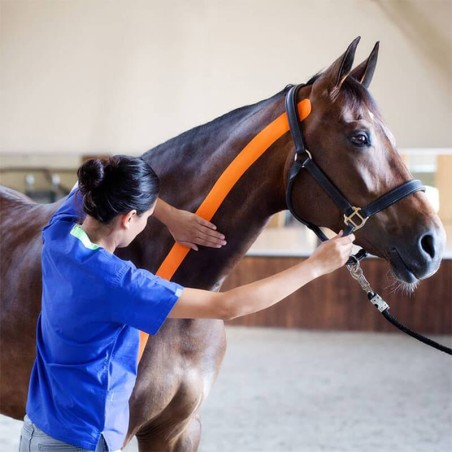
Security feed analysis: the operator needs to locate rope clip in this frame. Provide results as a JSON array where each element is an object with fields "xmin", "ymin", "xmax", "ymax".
[
  {"xmin": 346, "ymin": 260, "xmax": 373, "ymax": 295},
  {"xmin": 347, "ymin": 260, "xmax": 390, "ymax": 313}
]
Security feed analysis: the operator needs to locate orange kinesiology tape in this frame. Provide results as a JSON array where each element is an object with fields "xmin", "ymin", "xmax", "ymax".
[{"xmin": 138, "ymin": 98, "xmax": 311, "ymax": 361}]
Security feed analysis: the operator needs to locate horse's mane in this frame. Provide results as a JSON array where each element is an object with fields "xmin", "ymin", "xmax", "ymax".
[
  {"xmin": 141, "ymin": 73, "xmax": 381, "ymax": 160},
  {"xmin": 142, "ymin": 86, "xmax": 291, "ymax": 157}
]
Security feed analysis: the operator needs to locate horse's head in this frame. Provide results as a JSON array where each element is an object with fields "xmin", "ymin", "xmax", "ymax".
[{"xmin": 290, "ymin": 37, "xmax": 446, "ymax": 288}]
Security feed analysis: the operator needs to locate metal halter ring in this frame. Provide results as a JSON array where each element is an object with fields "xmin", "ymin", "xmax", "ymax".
[
  {"xmin": 343, "ymin": 206, "xmax": 368, "ymax": 231},
  {"xmin": 295, "ymin": 149, "xmax": 312, "ymax": 167}
]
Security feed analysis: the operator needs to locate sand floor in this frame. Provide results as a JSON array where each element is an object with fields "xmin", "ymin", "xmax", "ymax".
[{"xmin": 1, "ymin": 327, "xmax": 451, "ymax": 452}]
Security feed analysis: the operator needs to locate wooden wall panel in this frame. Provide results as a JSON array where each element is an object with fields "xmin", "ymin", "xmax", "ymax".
[
  {"xmin": 222, "ymin": 257, "xmax": 452, "ymax": 334},
  {"xmin": 436, "ymin": 155, "xmax": 452, "ymax": 223}
]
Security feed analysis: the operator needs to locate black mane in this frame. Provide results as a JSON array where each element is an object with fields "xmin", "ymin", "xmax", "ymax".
[{"xmin": 142, "ymin": 87, "xmax": 289, "ymax": 158}]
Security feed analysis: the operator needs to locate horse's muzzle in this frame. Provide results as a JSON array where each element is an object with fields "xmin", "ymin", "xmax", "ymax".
[{"xmin": 389, "ymin": 227, "xmax": 446, "ymax": 283}]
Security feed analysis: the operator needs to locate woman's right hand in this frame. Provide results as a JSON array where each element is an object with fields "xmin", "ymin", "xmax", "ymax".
[
  {"xmin": 308, "ymin": 231, "xmax": 355, "ymax": 276},
  {"xmin": 171, "ymin": 231, "xmax": 356, "ymax": 321}
]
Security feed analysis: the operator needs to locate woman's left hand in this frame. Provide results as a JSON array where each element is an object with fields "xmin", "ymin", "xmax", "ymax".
[
  {"xmin": 154, "ymin": 199, "xmax": 226, "ymax": 251},
  {"xmin": 166, "ymin": 209, "xmax": 227, "ymax": 251}
]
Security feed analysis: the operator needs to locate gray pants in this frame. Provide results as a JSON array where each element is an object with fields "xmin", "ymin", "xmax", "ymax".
[{"xmin": 19, "ymin": 415, "xmax": 113, "ymax": 452}]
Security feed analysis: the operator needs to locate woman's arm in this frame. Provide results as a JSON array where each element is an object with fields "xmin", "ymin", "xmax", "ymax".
[
  {"xmin": 153, "ymin": 199, "xmax": 226, "ymax": 250},
  {"xmin": 169, "ymin": 232, "xmax": 354, "ymax": 320}
]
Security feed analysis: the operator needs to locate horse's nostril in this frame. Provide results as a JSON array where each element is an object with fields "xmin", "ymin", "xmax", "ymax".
[{"xmin": 420, "ymin": 234, "xmax": 435, "ymax": 260}]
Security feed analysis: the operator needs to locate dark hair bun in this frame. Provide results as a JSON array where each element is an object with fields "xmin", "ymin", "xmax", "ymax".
[
  {"xmin": 76, "ymin": 155, "xmax": 160, "ymax": 224},
  {"xmin": 77, "ymin": 159, "xmax": 105, "ymax": 194}
]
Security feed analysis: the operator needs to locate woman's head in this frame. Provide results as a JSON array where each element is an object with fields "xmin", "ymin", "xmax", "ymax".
[{"xmin": 77, "ymin": 155, "xmax": 159, "ymax": 224}]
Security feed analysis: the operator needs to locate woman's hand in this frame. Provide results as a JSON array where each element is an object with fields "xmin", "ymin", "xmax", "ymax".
[
  {"xmin": 308, "ymin": 231, "xmax": 355, "ymax": 277},
  {"xmin": 166, "ymin": 209, "xmax": 227, "ymax": 251},
  {"xmin": 154, "ymin": 199, "xmax": 226, "ymax": 251},
  {"xmin": 171, "ymin": 231, "xmax": 356, "ymax": 321}
]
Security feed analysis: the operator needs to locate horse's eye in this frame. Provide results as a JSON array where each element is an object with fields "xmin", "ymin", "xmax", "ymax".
[{"xmin": 350, "ymin": 133, "xmax": 370, "ymax": 147}]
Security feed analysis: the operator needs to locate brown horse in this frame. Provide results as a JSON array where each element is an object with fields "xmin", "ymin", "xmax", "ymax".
[{"xmin": 0, "ymin": 38, "xmax": 445, "ymax": 450}]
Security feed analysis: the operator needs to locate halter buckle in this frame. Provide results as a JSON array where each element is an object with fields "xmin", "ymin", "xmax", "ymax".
[{"xmin": 343, "ymin": 206, "xmax": 368, "ymax": 231}]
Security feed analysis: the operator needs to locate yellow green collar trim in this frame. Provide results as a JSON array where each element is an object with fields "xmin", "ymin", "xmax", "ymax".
[{"xmin": 70, "ymin": 224, "xmax": 100, "ymax": 250}]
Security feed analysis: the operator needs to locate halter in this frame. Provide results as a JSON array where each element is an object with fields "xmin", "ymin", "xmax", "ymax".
[
  {"xmin": 285, "ymin": 84, "xmax": 425, "ymax": 246},
  {"xmin": 285, "ymin": 84, "xmax": 451, "ymax": 356}
]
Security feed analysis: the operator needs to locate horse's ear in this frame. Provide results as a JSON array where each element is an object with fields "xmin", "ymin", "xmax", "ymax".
[
  {"xmin": 349, "ymin": 42, "xmax": 379, "ymax": 88},
  {"xmin": 320, "ymin": 36, "xmax": 361, "ymax": 93}
]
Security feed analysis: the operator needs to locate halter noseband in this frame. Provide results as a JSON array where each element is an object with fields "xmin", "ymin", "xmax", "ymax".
[{"xmin": 285, "ymin": 84, "xmax": 425, "ymax": 250}]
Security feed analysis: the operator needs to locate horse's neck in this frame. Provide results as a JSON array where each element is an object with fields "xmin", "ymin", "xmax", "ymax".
[
  {"xmin": 145, "ymin": 92, "xmax": 287, "ymax": 208},
  {"xmin": 131, "ymin": 91, "xmax": 290, "ymax": 288}
]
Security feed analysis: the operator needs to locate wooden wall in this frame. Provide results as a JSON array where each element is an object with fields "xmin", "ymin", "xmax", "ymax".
[
  {"xmin": 437, "ymin": 155, "xmax": 452, "ymax": 225},
  {"xmin": 222, "ymin": 256, "xmax": 451, "ymax": 334}
]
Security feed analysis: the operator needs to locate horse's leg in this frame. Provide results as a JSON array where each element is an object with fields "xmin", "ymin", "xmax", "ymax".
[
  {"xmin": 134, "ymin": 375, "xmax": 204, "ymax": 452},
  {"xmin": 133, "ymin": 360, "xmax": 213, "ymax": 451},
  {"xmin": 174, "ymin": 413, "xmax": 202, "ymax": 451},
  {"xmin": 129, "ymin": 319, "xmax": 226, "ymax": 451},
  {"xmin": 136, "ymin": 411, "xmax": 202, "ymax": 452}
]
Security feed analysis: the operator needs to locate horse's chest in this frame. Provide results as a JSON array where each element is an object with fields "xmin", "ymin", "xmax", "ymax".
[{"xmin": 132, "ymin": 319, "xmax": 226, "ymax": 418}]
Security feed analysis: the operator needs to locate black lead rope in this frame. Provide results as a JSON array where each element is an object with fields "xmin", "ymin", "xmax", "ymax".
[
  {"xmin": 348, "ymin": 261, "xmax": 452, "ymax": 356},
  {"xmin": 381, "ymin": 309, "xmax": 452, "ymax": 355},
  {"xmin": 284, "ymin": 84, "xmax": 452, "ymax": 356}
]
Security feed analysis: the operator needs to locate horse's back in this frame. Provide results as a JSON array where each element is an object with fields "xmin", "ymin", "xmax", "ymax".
[
  {"xmin": 0, "ymin": 184, "xmax": 34, "ymax": 204},
  {"xmin": 0, "ymin": 185, "xmax": 58, "ymax": 419},
  {"xmin": 0, "ymin": 185, "xmax": 56, "ymax": 274},
  {"xmin": 0, "ymin": 184, "xmax": 57, "ymax": 226}
]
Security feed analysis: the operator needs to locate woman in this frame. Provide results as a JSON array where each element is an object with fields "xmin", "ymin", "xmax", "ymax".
[{"xmin": 20, "ymin": 155, "xmax": 354, "ymax": 452}]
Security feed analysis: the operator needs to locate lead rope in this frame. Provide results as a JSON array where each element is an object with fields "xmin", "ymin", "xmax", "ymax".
[{"xmin": 346, "ymin": 258, "xmax": 452, "ymax": 355}]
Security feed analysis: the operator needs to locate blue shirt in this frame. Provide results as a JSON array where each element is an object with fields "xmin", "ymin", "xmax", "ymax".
[{"xmin": 26, "ymin": 189, "xmax": 183, "ymax": 451}]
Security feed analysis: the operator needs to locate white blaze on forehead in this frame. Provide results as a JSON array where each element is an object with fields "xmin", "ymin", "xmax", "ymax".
[{"xmin": 368, "ymin": 109, "xmax": 397, "ymax": 148}]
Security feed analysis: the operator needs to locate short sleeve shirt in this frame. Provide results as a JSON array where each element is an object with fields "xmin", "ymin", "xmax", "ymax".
[{"xmin": 26, "ymin": 189, "xmax": 183, "ymax": 451}]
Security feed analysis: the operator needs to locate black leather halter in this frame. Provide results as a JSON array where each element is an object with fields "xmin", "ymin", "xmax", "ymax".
[
  {"xmin": 285, "ymin": 84, "xmax": 425, "ymax": 250},
  {"xmin": 284, "ymin": 85, "xmax": 452, "ymax": 356}
]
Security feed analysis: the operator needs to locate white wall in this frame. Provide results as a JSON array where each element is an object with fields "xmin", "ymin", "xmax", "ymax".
[{"xmin": 1, "ymin": 0, "xmax": 451, "ymax": 155}]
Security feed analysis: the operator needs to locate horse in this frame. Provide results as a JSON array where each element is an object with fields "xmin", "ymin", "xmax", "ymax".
[{"xmin": 0, "ymin": 37, "xmax": 445, "ymax": 451}]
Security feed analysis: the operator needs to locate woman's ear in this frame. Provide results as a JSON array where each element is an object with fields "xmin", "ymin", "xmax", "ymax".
[{"xmin": 121, "ymin": 210, "xmax": 137, "ymax": 229}]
